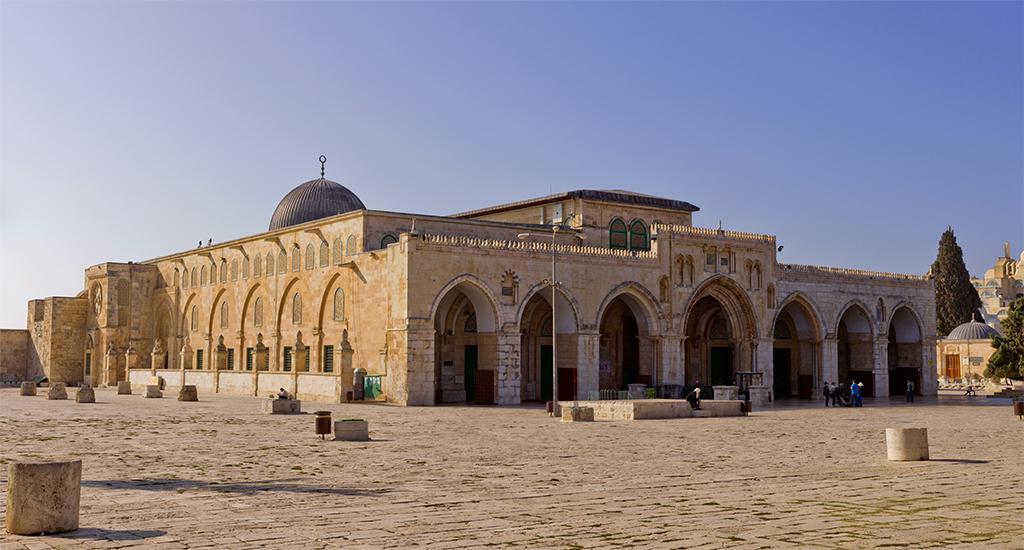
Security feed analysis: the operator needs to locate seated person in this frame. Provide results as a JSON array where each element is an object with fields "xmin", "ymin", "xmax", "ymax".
[
  {"xmin": 276, "ymin": 387, "xmax": 290, "ymax": 400},
  {"xmin": 685, "ymin": 386, "xmax": 702, "ymax": 410}
]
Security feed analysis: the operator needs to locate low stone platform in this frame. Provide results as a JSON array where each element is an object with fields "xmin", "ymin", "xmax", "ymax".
[
  {"xmin": 263, "ymin": 399, "xmax": 302, "ymax": 414},
  {"xmin": 557, "ymin": 399, "xmax": 746, "ymax": 421}
]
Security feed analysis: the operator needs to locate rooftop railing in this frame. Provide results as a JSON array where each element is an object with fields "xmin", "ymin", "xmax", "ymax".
[
  {"xmin": 652, "ymin": 223, "xmax": 776, "ymax": 244},
  {"xmin": 779, "ymin": 263, "xmax": 929, "ymax": 281},
  {"xmin": 418, "ymin": 233, "xmax": 659, "ymax": 259}
]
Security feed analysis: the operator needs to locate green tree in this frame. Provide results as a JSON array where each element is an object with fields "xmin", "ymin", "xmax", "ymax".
[
  {"xmin": 931, "ymin": 227, "xmax": 983, "ymax": 336},
  {"xmin": 985, "ymin": 298, "xmax": 1024, "ymax": 381}
]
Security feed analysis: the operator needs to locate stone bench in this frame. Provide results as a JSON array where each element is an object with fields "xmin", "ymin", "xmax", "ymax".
[
  {"xmin": 177, "ymin": 385, "xmax": 198, "ymax": 402},
  {"xmin": 561, "ymin": 406, "xmax": 595, "ymax": 422},
  {"xmin": 20, "ymin": 382, "xmax": 36, "ymax": 396},
  {"xmin": 333, "ymin": 419, "xmax": 369, "ymax": 441},
  {"xmin": 263, "ymin": 399, "xmax": 301, "ymax": 414},
  {"xmin": 117, "ymin": 381, "xmax": 132, "ymax": 395},
  {"xmin": 47, "ymin": 383, "xmax": 68, "ymax": 400},
  {"xmin": 5, "ymin": 460, "xmax": 81, "ymax": 535},
  {"xmin": 75, "ymin": 387, "xmax": 95, "ymax": 403},
  {"xmin": 143, "ymin": 385, "xmax": 163, "ymax": 398}
]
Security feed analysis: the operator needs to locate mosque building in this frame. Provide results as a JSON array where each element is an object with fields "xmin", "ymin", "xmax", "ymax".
[{"xmin": 1, "ymin": 158, "xmax": 938, "ymax": 404}]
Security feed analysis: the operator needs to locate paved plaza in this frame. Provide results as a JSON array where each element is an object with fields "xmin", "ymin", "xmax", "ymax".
[{"xmin": 1, "ymin": 390, "xmax": 1022, "ymax": 549}]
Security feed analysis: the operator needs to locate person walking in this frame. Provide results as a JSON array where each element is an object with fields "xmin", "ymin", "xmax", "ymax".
[
  {"xmin": 830, "ymin": 382, "xmax": 840, "ymax": 406},
  {"xmin": 906, "ymin": 379, "xmax": 915, "ymax": 403},
  {"xmin": 851, "ymin": 381, "xmax": 861, "ymax": 407},
  {"xmin": 823, "ymin": 382, "xmax": 831, "ymax": 407}
]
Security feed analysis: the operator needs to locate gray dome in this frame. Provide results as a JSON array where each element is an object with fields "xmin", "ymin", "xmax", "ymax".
[
  {"xmin": 947, "ymin": 321, "xmax": 1000, "ymax": 341},
  {"xmin": 269, "ymin": 177, "xmax": 365, "ymax": 231}
]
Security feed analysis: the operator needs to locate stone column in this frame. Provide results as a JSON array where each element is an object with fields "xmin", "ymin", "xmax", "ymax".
[
  {"xmin": 403, "ymin": 324, "xmax": 436, "ymax": 406},
  {"xmin": 103, "ymin": 345, "xmax": 118, "ymax": 387},
  {"xmin": 311, "ymin": 328, "xmax": 323, "ymax": 373},
  {"xmin": 821, "ymin": 336, "xmax": 839, "ymax": 386},
  {"xmin": 178, "ymin": 342, "xmax": 192, "ymax": 387},
  {"xmin": 755, "ymin": 337, "xmax": 774, "ymax": 391},
  {"xmin": 873, "ymin": 335, "xmax": 890, "ymax": 398},
  {"xmin": 150, "ymin": 346, "xmax": 165, "ymax": 376},
  {"xmin": 921, "ymin": 336, "xmax": 938, "ymax": 396},
  {"xmin": 575, "ymin": 331, "xmax": 601, "ymax": 399},
  {"xmin": 270, "ymin": 332, "xmax": 281, "ymax": 371},
  {"xmin": 336, "ymin": 332, "xmax": 354, "ymax": 402},
  {"xmin": 495, "ymin": 330, "xmax": 521, "ymax": 405}
]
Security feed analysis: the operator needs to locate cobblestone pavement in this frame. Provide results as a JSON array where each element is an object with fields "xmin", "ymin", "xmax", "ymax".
[{"xmin": 1, "ymin": 389, "xmax": 1022, "ymax": 549}]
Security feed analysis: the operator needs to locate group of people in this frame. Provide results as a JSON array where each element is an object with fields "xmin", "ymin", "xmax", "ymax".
[{"xmin": 822, "ymin": 381, "xmax": 864, "ymax": 407}]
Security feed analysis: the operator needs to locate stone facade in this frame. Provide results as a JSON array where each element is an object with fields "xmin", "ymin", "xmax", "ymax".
[
  {"xmin": 5, "ymin": 176, "xmax": 937, "ymax": 404},
  {"xmin": 971, "ymin": 241, "xmax": 1024, "ymax": 330},
  {"xmin": 0, "ymin": 329, "xmax": 30, "ymax": 382}
]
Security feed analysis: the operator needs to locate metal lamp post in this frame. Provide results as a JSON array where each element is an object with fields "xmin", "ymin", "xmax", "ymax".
[{"xmin": 518, "ymin": 215, "xmax": 585, "ymax": 417}]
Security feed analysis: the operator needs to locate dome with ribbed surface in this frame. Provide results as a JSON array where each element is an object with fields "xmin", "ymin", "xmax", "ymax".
[
  {"xmin": 946, "ymin": 321, "xmax": 1000, "ymax": 340},
  {"xmin": 269, "ymin": 177, "xmax": 365, "ymax": 231}
]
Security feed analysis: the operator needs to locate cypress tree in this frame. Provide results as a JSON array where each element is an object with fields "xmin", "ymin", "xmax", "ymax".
[{"xmin": 931, "ymin": 227, "xmax": 983, "ymax": 337}]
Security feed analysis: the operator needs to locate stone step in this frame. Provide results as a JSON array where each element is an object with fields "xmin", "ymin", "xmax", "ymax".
[{"xmin": 692, "ymin": 410, "xmax": 714, "ymax": 418}]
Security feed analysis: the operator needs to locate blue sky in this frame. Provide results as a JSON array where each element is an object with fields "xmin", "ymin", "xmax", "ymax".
[{"xmin": 1, "ymin": 1, "xmax": 1021, "ymax": 328}]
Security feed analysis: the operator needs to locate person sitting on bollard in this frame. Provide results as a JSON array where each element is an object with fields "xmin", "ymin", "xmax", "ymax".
[{"xmin": 277, "ymin": 388, "xmax": 290, "ymax": 400}]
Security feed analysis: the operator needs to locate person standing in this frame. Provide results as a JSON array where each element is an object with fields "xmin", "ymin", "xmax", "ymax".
[
  {"xmin": 830, "ymin": 382, "xmax": 840, "ymax": 406},
  {"xmin": 823, "ymin": 382, "xmax": 831, "ymax": 407},
  {"xmin": 906, "ymin": 379, "xmax": 915, "ymax": 403},
  {"xmin": 851, "ymin": 381, "xmax": 861, "ymax": 407}
]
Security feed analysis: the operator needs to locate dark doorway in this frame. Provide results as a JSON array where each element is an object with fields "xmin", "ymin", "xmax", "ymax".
[
  {"xmin": 773, "ymin": 348, "xmax": 792, "ymax": 399},
  {"xmin": 710, "ymin": 346, "xmax": 733, "ymax": 386},
  {"xmin": 621, "ymin": 312, "xmax": 639, "ymax": 388},
  {"xmin": 848, "ymin": 371, "xmax": 873, "ymax": 397},
  {"xmin": 889, "ymin": 368, "xmax": 920, "ymax": 397},
  {"xmin": 464, "ymin": 345, "xmax": 478, "ymax": 403},
  {"xmin": 540, "ymin": 345, "xmax": 553, "ymax": 402},
  {"xmin": 558, "ymin": 367, "xmax": 577, "ymax": 401}
]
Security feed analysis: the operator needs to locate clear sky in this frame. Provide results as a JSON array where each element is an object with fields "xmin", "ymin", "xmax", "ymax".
[{"xmin": 1, "ymin": 1, "xmax": 1021, "ymax": 329}]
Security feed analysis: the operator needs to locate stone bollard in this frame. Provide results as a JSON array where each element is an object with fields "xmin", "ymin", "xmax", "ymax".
[
  {"xmin": 177, "ymin": 385, "xmax": 198, "ymax": 401},
  {"xmin": 562, "ymin": 406, "xmax": 595, "ymax": 423},
  {"xmin": 47, "ymin": 383, "xmax": 68, "ymax": 400},
  {"xmin": 20, "ymin": 382, "xmax": 36, "ymax": 396},
  {"xmin": 333, "ymin": 419, "xmax": 369, "ymax": 441},
  {"xmin": 116, "ymin": 381, "xmax": 132, "ymax": 395},
  {"xmin": 143, "ymin": 385, "xmax": 163, "ymax": 398},
  {"xmin": 886, "ymin": 428, "xmax": 929, "ymax": 461},
  {"xmin": 5, "ymin": 460, "xmax": 81, "ymax": 535},
  {"xmin": 262, "ymin": 398, "xmax": 301, "ymax": 414},
  {"xmin": 75, "ymin": 387, "xmax": 95, "ymax": 403}
]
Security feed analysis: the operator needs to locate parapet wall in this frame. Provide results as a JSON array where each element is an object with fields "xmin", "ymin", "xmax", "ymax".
[{"xmin": 0, "ymin": 329, "xmax": 30, "ymax": 382}]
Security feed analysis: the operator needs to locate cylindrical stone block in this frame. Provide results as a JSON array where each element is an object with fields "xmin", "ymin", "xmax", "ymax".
[
  {"xmin": 886, "ymin": 427, "xmax": 929, "ymax": 461},
  {"xmin": 5, "ymin": 460, "xmax": 81, "ymax": 535},
  {"xmin": 116, "ymin": 381, "xmax": 132, "ymax": 395},
  {"xmin": 76, "ymin": 387, "xmax": 95, "ymax": 403},
  {"xmin": 20, "ymin": 382, "xmax": 36, "ymax": 396},
  {"xmin": 177, "ymin": 385, "xmax": 198, "ymax": 401}
]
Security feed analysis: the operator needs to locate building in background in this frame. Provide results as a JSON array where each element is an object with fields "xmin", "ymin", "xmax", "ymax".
[
  {"xmin": 972, "ymin": 242, "xmax": 1024, "ymax": 331},
  {"xmin": 936, "ymin": 320, "xmax": 1001, "ymax": 383},
  {"xmin": 1, "ymin": 162, "xmax": 938, "ymax": 403}
]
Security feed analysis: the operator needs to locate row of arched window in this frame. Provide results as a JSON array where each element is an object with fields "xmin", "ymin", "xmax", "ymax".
[
  {"xmin": 174, "ymin": 236, "xmax": 365, "ymax": 290},
  {"xmin": 608, "ymin": 218, "xmax": 651, "ymax": 251},
  {"xmin": 187, "ymin": 288, "xmax": 346, "ymax": 333}
]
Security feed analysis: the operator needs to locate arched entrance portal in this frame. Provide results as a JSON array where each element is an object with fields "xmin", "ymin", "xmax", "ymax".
[
  {"xmin": 772, "ymin": 299, "xmax": 821, "ymax": 399},
  {"xmin": 888, "ymin": 307, "xmax": 923, "ymax": 396},
  {"xmin": 432, "ymin": 281, "xmax": 499, "ymax": 404},
  {"xmin": 519, "ymin": 289, "xmax": 580, "ymax": 401},
  {"xmin": 837, "ymin": 305, "xmax": 874, "ymax": 396},
  {"xmin": 598, "ymin": 293, "xmax": 656, "ymax": 391},
  {"xmin": 683, "ymin": 278, "xmax": 758, "ymax": 389}
]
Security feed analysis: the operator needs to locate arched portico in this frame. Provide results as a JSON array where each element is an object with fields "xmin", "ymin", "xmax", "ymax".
[
  {"xmin": 431, "ymin": 278, "xmax": 501, "ymax": 404},
  {"xmin": 887, "ymin": 305, "xmax": 924, "ymax": 396},
  {"xmin": 682, "ymin": 276, "xmax": 758, "ymax": 388},
  {"xmin": 836, "ymin": 302, "xmax": 875, "ymax": 396},
  {"xmin": 771, "ymin": 294, "xmax": 824, "ymax": 399},
  {"xmin": 596, "ymin": 283, "xmax": 661, "ymax": 391},
  {"xmin": 517, "ymin": 285, "xmax": 580, "ymax": 401}
]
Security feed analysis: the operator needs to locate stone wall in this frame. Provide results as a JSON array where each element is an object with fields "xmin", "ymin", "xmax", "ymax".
[
  {"xmin": 0, "ymin": 329, "xmax": 29, "ymax": 382},
  {"xmin": 25, "ymin": 296, "xmax": 89, "ymax": 384}
]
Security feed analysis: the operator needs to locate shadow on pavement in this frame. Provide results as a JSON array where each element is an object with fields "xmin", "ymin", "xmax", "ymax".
[
  {"xmin": 928, "ymin": 458, "xmax": 991, "ymax": 464},
  {"xmin": 83, "ymin": 477, "xmax": 390, "ymax": 496},
  {"xmin": 51, "ymin": 528, "xmax": 167, "ymax": 541}
]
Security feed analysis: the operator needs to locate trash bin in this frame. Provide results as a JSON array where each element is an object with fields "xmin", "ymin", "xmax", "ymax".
[
  {"xmin": 314, "ymin": 411, "xmax": 332, "ymax": 440},
  {"xmin": 1013, "ymin": 400, "xmax": 1024, "ymax": 420}
]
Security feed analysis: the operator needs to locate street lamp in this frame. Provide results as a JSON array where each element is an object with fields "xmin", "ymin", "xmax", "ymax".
[{"xmin": 518, "ymin": 216, "xmax": 586, "ymax": 417}]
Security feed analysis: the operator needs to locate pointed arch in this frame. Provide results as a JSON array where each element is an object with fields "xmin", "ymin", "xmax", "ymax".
[
  {"xmin": 515, "ymin": 282, "xmax": 582, "ymax": 333},
  {"xmin": 834, "ymin": 299, "xmax": 875, "ymax": 335},
  {"xmin": 428, "ymin": 274, "xmax": 502, "ymax": 333},
  {"xmin": 594, "ymin": 281, "xmax": 663, "ymax": 335},
  {"xmin": 305, "ymin": 243, "xmax": 315, "ymax": 270},
  {"xmin": 207, "ymin": 288, "xmax": 228, "ymax": 336},
  {"xmin": 682, "ymin": 274, "xmax": 759, "ymax": 339},
  {"xmin": 772, "ymin": 291, "xmax": 826, "ymax": 340},
  {"xmin": 608, "ymin": 217, "xmax": 628, "ymax": 249},
  {"xmin": 319, "ymin": 241, "xmax": 329, "ymax": 268}
]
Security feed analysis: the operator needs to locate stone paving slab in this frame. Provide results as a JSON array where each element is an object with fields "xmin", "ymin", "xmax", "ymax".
[{"xmin": 0, "ymin": 390, "xmax": 1022, "ymax": 549}]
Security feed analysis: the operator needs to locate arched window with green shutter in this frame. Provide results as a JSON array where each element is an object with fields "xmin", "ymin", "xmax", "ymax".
[
  {"xmin": 629, "ymin": 219, "xmax": 649, "ymax": 251},
  {"xmin": 609, "ymin": 218, "xmax": 628, "ymax": 249},
  {"xmin": 380, "ymin": 234, "xmax": 398, "ymax": 248}
]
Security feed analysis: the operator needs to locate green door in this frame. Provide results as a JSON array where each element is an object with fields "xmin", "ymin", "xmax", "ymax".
[
  {"xmin": 540, "ymin": 345, "xmax": 553, "ymax": 401},
  {"xmin": 464, "ymin": 345, "xmax": 478, "ymax": 403},
  {"xmin": 710, "ymin": 347, "xmax": 733, "ymax": 386},
  {"xmin": 773, "ymin": 348, "xmax": 792, "ymax": 399}
]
